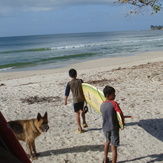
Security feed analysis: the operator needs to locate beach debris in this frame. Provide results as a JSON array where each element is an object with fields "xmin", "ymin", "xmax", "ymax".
[
  {"xmin": 121, "ymin": 97, "xmax": 126, "ymax": 101},
  {"xmin": 0, "ymin": 83, "xmax": 5, "ymax": 86},
  {"xmin": 87, "ymin": 79, "xmax": 117, "ymax": 86},
  {"xmin": 87, "ymin": 79, "xmax": 108, "ymax": 84},
  {"xmin": 20, "ymin": 82, "xmax": 38, "ymax": 86},
  {"xmin": 21, "ymin": 96, "xmax": 61, "ymax": 104}
]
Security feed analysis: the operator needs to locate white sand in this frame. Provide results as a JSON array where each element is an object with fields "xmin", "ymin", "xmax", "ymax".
[{"xmin": 0, "ymin": 51, "xmax": 163, "ymax": 163}]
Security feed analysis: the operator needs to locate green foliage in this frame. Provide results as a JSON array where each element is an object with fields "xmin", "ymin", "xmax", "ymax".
[
  {"xmin": 151, "ymin": 25, "xmax": 163, "ymax": 30},
  {"xmin": 117, "ymin": 0, "xmax": 162, "ymax": 14},
  {"xmin": 152, "ymin": 4, "xmax": 161, "ymax": 13}
]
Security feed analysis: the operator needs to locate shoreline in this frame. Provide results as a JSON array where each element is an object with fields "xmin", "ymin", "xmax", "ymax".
[{"xmin": 0, "ymin": 51, "xmax": 163, "ymax": 82}]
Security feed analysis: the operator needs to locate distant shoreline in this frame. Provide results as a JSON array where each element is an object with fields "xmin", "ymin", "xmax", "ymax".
[
  {"xmin": 0, "ymin": 50, "xmax": 162, "ymax": 81},
  {"xmin": 1, "ymin": 30, "xmax": 163, "ymax": 74}
]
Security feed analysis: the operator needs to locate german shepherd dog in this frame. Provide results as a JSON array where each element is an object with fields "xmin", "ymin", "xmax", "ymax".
[{"xmin": 8, "ymin": 112, "xmax": 49, "ymax": 160}]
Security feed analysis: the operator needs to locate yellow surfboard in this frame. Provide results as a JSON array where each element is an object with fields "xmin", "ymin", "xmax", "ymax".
[{"xmin": 82, "ymin": 83, "xmax": 124, "ymax": 129}]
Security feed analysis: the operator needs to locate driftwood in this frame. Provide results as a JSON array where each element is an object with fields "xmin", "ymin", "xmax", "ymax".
[
  {"xmin": 21, "ymin": 96, "xmax": 61, "ymax": 105},
  {"xmin": 0, "ymin": 83, "xmax": 5, "ymax": 86}
]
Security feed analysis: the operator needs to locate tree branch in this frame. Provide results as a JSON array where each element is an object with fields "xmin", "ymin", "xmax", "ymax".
[{"xmin": 117, "ymin": 0, "xmax": 162, "ymax": 14}]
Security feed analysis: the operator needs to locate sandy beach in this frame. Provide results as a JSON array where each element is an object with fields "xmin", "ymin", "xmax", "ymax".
[{"xmin": 0, "ymin": 51, "xmax": 163, "ymax": 163}]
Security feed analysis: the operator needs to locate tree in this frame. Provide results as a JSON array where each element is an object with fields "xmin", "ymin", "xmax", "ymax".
[
  {"xmin": 151, "ymin": 25, "xmax": 163, "ymax": 30},
  {"xmin": 117, "ymin": 0, "xmax": 162, "ymax": 14}
]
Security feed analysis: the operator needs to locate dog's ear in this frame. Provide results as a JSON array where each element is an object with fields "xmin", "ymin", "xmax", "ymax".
[
  {"xmin": 37, "ymin": 113, "xmax": 42, "ymax": 121},
  {"xmin": 44, "ymin": 112, "xmax": 48, "ymax": 120}
]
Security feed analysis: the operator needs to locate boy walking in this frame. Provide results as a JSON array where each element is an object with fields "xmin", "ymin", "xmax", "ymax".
[
  {"xmin": 100, "ymin": 86, "xmax": 124, "ymax": 163},
  {"xmin": 64, "ymin": 69, "xmax": 88, "ymax": 133}
]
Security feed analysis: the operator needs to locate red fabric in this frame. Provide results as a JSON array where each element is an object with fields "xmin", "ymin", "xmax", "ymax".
[{"xmin": 0, "ymin": 112, "xmax": 31, "ymax": 163}]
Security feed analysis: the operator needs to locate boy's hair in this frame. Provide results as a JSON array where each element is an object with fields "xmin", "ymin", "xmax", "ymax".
[
  {"xmin": 69, "ymin": 69, "xmax": 77, "ymax": 78},
  {"xmin": 103, "ymin": 85, "xmax": 115, "ymax": 97}
]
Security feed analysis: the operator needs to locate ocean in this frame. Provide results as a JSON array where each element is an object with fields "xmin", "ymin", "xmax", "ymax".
[{"xmin": 0, "ymin": 30, "xmax": 163, "ymax": 72}]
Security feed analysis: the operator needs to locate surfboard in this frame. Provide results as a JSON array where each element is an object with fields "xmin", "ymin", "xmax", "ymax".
[{"xmin": 82, "ymin": 83, "xmax": 124, "ymax": 129}]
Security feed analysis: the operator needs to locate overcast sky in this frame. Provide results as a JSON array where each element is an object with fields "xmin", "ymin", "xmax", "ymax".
[{"xmin": 0, "ymin": 0, "xmax": 163, "ymax": 37}]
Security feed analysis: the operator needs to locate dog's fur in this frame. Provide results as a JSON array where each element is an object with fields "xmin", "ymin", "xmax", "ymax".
[{"xmin": 8, "ymin": 112, "xmax": 49, "ymax": 159}]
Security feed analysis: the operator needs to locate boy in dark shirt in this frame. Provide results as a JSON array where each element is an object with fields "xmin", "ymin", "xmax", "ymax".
[
  {"xmin": 100, "ymin": 86, "xmax": 124, "ymax": 163},
  {"xmin": 64, "ymin": 69, "xmax": 88, "ymax": 133}
]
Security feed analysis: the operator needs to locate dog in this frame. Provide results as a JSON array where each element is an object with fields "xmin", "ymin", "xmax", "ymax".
[{"xmin": 8, "ymin": 112, "xmax": 49, "ymax": 160}]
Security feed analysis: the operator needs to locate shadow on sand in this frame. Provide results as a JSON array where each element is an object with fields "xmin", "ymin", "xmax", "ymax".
[
  {"xmin": 39, "ymin": 144, "xmax": 104, "ymax": 157},
  {"xmin": 39, "ymin": 119, "xmax": 162, "ymax": 160},
  {"xmin": 126, "ymin": 118, "xmax": 163, "ymax": 142},
  {"xmin": 118, "ymin": 153, "xmax": 163, "ymax": 163}
]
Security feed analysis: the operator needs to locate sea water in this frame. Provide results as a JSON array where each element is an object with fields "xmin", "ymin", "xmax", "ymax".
[{"xmin": 0, "ymin": 30, "xmax": 163, "ymax": 72}]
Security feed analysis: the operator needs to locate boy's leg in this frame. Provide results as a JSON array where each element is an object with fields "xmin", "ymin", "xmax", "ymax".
[
  {"xmin": 75, "ymin": 111, "xmax": 82, "ymax": 132},
  {"xmin": 111, "ymin": 146, "xmax": 117, "ymax": 163},
  {"xmin": 81, "ymin": 110, "xmax": 86, "ymax": 124},
  {"xmin": 104, "ymin": 141, "xmax": 110, "ymax": 163},
  {"xmin": 110, "ymin": 127, "xmax": 119, "ymax": 163}
]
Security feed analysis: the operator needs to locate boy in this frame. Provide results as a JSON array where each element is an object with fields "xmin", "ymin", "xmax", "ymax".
[
  {"xmin": 100, "ymin": 86, "xmax": 124, "ymax": 163},
  {"xmin": 64, "ymin": 69, "xmax": 88, "ymax": 133}
]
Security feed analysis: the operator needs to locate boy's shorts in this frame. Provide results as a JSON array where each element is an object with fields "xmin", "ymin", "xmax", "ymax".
[
  {"xmin": 103, "ymin": 127, "xmax": 119, "ymax": 146},
  {"xmin": 73, "ymin": 101, "xmax": 84, "ymax": 112}
]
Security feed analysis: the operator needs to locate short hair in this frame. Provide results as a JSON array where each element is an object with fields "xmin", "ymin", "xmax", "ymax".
[
  {"xmin": 103, "ymin": 85, "xmax": 115, "ymax": 97},
  {"xmin": 69, "ymin": 69, "xmax": 77, "ymax": 78}
]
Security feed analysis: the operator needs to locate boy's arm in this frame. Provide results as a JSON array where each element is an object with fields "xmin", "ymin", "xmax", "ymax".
[
  {"xmin": 111, "ymin": 101, "xmax": 125, "ymax": 125},
  {"xmin": 64, "ymin": 96, "xmax": 68, "ymax": 105},
  {"xmin": 64, "ymin": 83, "xmax": 70, "ymax": 105}
]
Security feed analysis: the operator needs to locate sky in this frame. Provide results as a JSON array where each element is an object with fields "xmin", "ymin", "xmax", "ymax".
[{"xmin": 0, "ymin": 0, "xmax": 163, "ymax": 37}]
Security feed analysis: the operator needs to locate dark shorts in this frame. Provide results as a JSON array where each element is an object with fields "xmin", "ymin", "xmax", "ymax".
[
  {"xmin": 103, "ymin": 127, "xmax": 119, "ymax": 146},
  {"xmin": 73, "ymin": 101, "xmax": 84, "ymax": 112}
]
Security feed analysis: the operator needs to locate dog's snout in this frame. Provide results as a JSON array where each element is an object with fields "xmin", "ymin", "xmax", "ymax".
[
  {"xmin": 42, "ymin": 125, "xmax": 49, "ymax": 132},
  {"xmin": 45, "ymin": 125, "xmax": 49, "ymax": 132}
]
